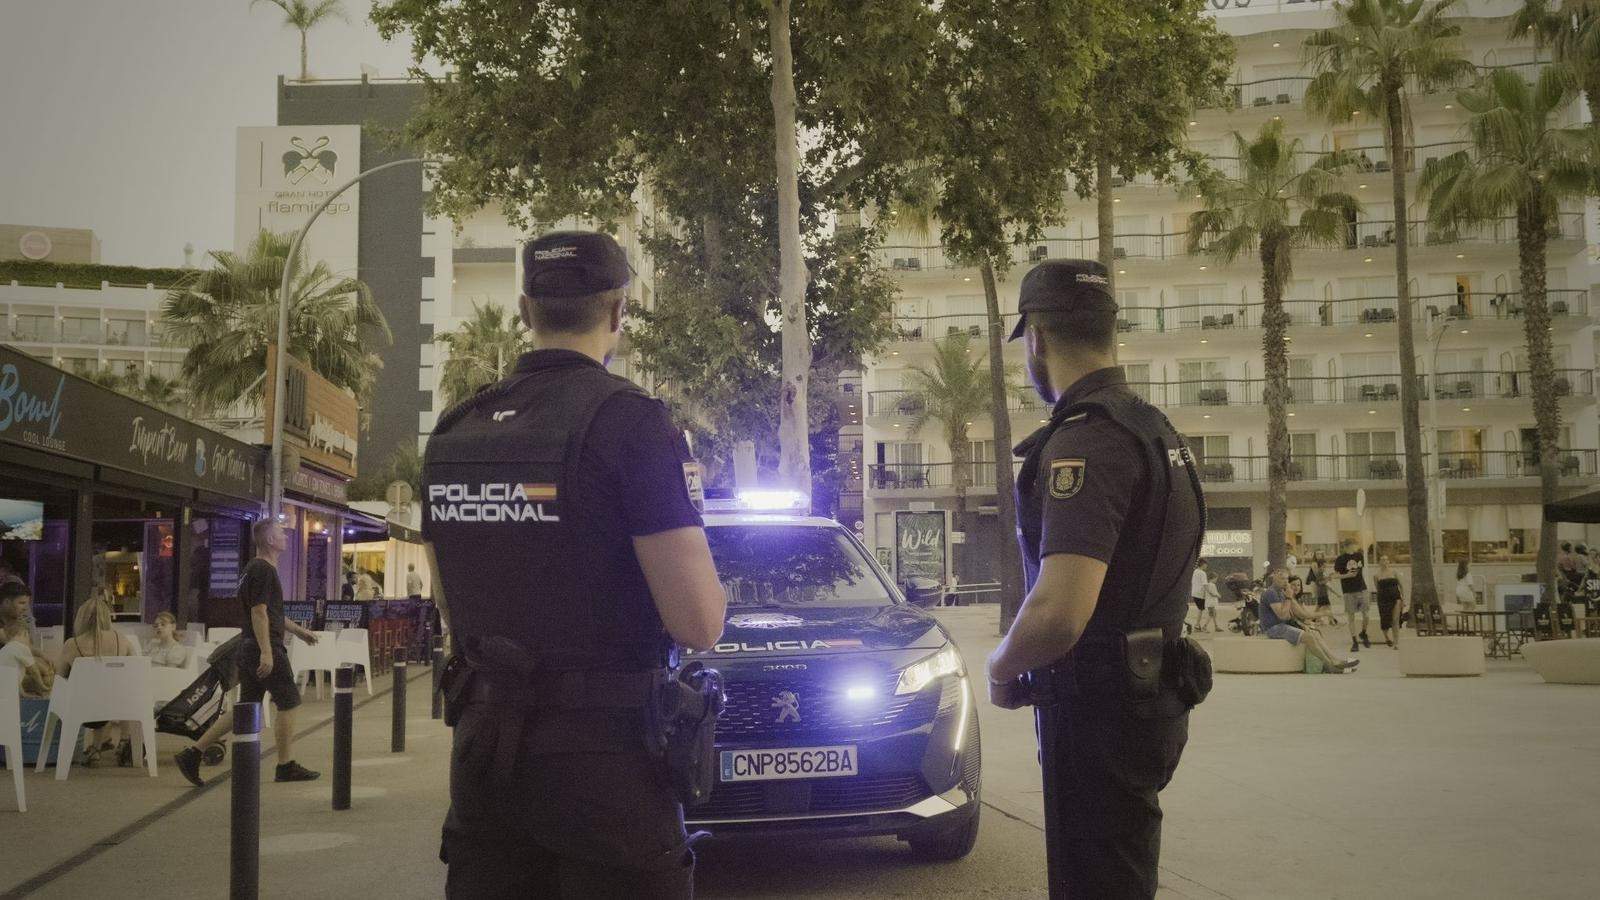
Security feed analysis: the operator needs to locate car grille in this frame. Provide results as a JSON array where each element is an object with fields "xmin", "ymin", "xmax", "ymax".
[
  {"xmin": 690, "ymin": 772, "xmax": 931, "ymax": 821},
  {"xmin": 716, "ymin": 671, "xmax": 939, "ymax": 740}
]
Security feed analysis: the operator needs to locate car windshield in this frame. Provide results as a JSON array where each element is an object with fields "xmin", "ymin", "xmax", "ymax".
[{"xmin": 706, "ymin": 524, "xmax": 894, "ymax": 608}]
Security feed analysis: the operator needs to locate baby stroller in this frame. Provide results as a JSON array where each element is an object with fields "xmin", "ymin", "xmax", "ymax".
[
  {"xmin": 1224, "ymin": 573, "xmax": 1259, "ymax": 636},
  {"xmin": 155, "ymin": 635, "xmax": 242, "ymax": 765}
]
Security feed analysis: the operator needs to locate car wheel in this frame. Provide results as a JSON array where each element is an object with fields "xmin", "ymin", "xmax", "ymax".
[{"xmin": 908, "ymin": 804, "xmax": 980, "ymax": 861}]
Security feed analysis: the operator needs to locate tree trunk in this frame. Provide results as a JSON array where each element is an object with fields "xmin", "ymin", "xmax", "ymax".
[
  {"xmin": 768, "ymin": 0, "xmax": 812, "ymax": 497},
  {"xmin": 1260, "ymin": 235, "xmax": 1290, "ymax": 573},
  {"xmin": 1096, "ymin": 152, "xmax": 1116, "ymax": 296},
  {"xmin": 300, "ymin": 31, "xmax": 308, "ymax": 81},
  {"xmin": 1385, "ymin": 85, "xmax": 1440, "ymax": 614},
  {"xmin": 1517, "ymin": 190, "xmax": 1562, "ymax": 634},
  {"xmin": 981, "ymin": 257, "xmax": 1026, "ymax": 632}
]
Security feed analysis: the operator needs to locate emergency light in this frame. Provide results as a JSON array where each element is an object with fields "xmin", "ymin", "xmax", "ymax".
[{"xmin": 721, "ymin": 489, "xmax": 811, "ymax": 513}]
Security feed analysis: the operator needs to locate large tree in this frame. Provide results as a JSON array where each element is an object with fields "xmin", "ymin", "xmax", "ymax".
[
  {"xmin": 249, "ymin": 0, "xmax": 347, "ymax": 81},
  {"xmin": 1188, "ymin": 121, "xmax": 1359, "ymax": 574},
  {"xmin": 1419, "ymin": 65, "xmax": 1600, "ymax": 618},
  {"xmin": 1305, "ymin": 0, "xmax": 1476, "ymax": 611},
  {"xmin": 1064, "ymin": 1, "xmax": 1234, "ymax": 295},
  {"xmin": 372, "ymin": 0, "xmax": 945, "ymax": 504},
  {"xmin": 160, "ymin": 229, "xmax": 390, "ymax": 413},
  {"xmin": 1511, "ymin": 0, "xmax": 1600, "ymax": 124},
  {"xmin": 909, "ymin": 0, "xmax": 1115, "ymax": 629}
]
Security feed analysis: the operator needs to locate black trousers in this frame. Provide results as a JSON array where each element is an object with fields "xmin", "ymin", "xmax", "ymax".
[
  {"xmin": 441, "ymin": 704, "xmax": 695, "ymax": 899},
  {"xmin": 1036, "ymin": 665, "xmax": 1189, "ymax": 900}
]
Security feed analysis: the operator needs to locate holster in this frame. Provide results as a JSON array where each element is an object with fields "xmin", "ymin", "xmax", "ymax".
[
  {"xmin": 1123, "ymin": 627, "xmax": 1164, "ymax": 705},
  {"xmin": 644, "ymin": 661, "xmax": 725, "ymax": 807},
  {"xmin": 1164, "ymin": 636, "xmax": 1213, "ymax": 709}
]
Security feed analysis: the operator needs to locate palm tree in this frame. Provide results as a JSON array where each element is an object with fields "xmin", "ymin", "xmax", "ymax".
[
  {"xmin": 250, "ymin": 0, "xmax": 347, "ymax": 81},
  {"xmin": 436, "ymin": 302, "xmax": 532, "ymax": 409},
  {"xmin": 1419, "ymin": 64, "xmax": 1600, "ymax": 620},
  {"xmin": 84, "ymin": 366, "xmax": 187, "ymax": 414},
  {"xmin": 160, "ymin": 229, "xmax": 390, "ymax": 414},
  {"xmin": 902, "ymin": 332, "xmax": 1010, "ymax": 524},
  {"xmin": 1187, "ymin": 120, "xmax": 1359, "ymax": 573},
  {"xmin": 1510, "ymin": 1, "xmax": 1600, "ymax": 124},
  {"xmin": 1305, "ymin": 0, "xmax": 1476, "ymax": 611}
]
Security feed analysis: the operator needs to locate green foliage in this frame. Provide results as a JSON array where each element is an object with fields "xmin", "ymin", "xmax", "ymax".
[
  {"xmin": 158, "ymin": 229, "xmax": 391, "ymax": 413},
  {"xmin": 435, "ymin": 301, "xmax": 532, "ymax": 410},
  {"xmin": 348, "ymin": 441, "xmax": 422, "ymax": 503},
  {"xmin": 902, "ymin": 332, "xmax": 1013, "ymax": 509},
  {"xmin": 1509, "ymin": 1, "xmax": 1600, "ymax": 120},
  {"xmin": 83, "ymin": 366, "xmax": 187, "ymax": 414},
  {"xmin": 1304, "ymin": 0, "xmax": 1477, "ymax": 128},
  {"xmin": 0, "ymin": 260, "xmax": 191, "ymax": 290}
]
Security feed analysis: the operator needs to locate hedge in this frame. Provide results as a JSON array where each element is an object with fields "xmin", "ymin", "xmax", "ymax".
[{"xmin": 0, "ymin": 259, "xmax": 194, "ymax": 290}]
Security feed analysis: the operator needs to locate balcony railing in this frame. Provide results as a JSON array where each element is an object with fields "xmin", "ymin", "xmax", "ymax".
[
  {"xmin": 866, "ymin": 450, "xmax": 1599, "ymax": 493},
  {"xmin": 1196, "ymin": 61, "xmax": 1552, "ymax": 112},
  {"xmin": 5, "ymin": 321, "xmax": 175, "ymax": 348}
]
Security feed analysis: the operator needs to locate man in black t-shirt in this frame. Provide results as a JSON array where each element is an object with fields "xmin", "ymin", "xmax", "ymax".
[
  {"xmin": 174, "ymin": 519, "xmax": 324, "ymax": 786},
  {"xmin": 1334, "ymin": 540, "xmax": 1371, "ymax": 652}
]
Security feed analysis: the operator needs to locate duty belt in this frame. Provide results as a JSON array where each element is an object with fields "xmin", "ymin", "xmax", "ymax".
[
  {"xmin": 464, "ymin": 669, "xmax": 653, "ymax": 711},
  {"xmin": 460, "ymin": 669, "xmax": 656, "ymax": 776}
]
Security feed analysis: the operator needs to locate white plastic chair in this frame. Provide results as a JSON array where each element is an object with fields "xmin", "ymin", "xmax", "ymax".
[
  {"xmin": 207, "ymin": 627, "xmax": 242, "ymax": 645},
  {"xmin": 36, "ymin": 657, "xmax": 158, "ymax": 780},
  {"xmin": 288, "ymin": 632, "xmax": 342, "ymax": 699},
  {"xmin": 335, "ymin": 628, "xmax": 374, "ymax": 695},
  {"xmin": 150, "ymin": 665, "xmax": 196, "ymax": 707},
  {"xmin": 36, "ymin": 626, "xmax": 63, "ymax": 658},
  {"xmin": 0, "ymin": 645, "xmax": 30, "ymax": 811},
  {"xmin": 112, "ymin": 622, "xmax": 155, "ymax": 645},
  {"xmin": 179, "ymin": 629, "xmax": 204, "ymax": 648}
]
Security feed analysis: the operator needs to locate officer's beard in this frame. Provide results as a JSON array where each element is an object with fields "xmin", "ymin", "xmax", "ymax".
[{"xmin": 1026, "ymin": 349, "xmax": 1055, "ymax": 406}]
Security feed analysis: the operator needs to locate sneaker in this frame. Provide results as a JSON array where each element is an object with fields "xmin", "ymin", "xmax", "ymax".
[
  {"xmin": 202, "ymin": 744, "xmax": 226, "ymax": 766},
  {"xmin": 174, "ymin": 747, "xmax": 205, "ymax": 787},
  {"xmin": 1351, "ymin": 639, "xmax": 1360, "ymax": 653},
  {"xmin": 1361, "ymin": 632, "xmax": 1372, "ymax": 648},
  {"xmin": 1341, "ymin": 658, "xmax": 1361, "ymax": 672},
  {"xmin": 275, "ymin": 760, "xmax": 321, "ymax": 783}
]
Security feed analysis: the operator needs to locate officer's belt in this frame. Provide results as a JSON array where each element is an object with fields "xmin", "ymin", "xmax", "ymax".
[{"xmin": 464, "ymin": 669, "xmax": 653, "ymax": 711}]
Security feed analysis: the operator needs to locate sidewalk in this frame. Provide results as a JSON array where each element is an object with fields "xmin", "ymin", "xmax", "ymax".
[{"xmin": 935, "ymin": 604, "xmax": 1600, "ymax": 900}]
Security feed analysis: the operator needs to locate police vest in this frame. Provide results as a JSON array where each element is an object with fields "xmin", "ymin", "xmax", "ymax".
[
  {"xmin": 1015, "ymin": 386, "xmax": 1207, "ymax": 641},
  {"xmin": 422, "ymin": 361, "xmax": 673, "ymax": 673}
]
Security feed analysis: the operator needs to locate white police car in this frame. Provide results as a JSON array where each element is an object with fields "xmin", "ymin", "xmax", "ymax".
[{"xmin": 685, "ymin": 491, "xmax": 981, "ymax": 860}]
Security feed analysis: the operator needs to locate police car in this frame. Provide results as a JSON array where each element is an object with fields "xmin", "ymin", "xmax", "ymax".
[{"xmin": 686, "ymin": 491, "xmax": 981, "ymax": 860}]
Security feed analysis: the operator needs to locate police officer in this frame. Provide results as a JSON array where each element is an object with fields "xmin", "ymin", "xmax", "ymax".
[
  {"xmin": 985, "ymin": 259, "xmax": 1208, "ymax": 899},
  {"xmin": 422, "ymin": 230, "xmax": 728, "ymax": 898}
]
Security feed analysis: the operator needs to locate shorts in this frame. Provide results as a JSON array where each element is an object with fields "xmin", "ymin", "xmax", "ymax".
[
  {"xmin": 1343, "ymin": 590, "xmax": 1369, "ymax": 615},
  {"xmin": 1193, "ymin": 597, "xmax": 1206, "ymax": 613},
  {"xmin": 1264, "ymin": 623, "xmax": 1303, "ymax": 645},
  {"xmin": 237, "ymin": 643, "xmax": 302, "ymax": 711}
]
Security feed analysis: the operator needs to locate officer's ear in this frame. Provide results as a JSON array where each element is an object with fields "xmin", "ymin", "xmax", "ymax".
[
  {"xmin": 517, "ymin": 294, "xmax": 537, "ymax": 331},
  {"xmin": 609, "ymin": 293, "xmax": 626, "ymax": 334},
  {"xmin": 1025, "ymin": 322, "xmax": 1046, "ymax": 358}
]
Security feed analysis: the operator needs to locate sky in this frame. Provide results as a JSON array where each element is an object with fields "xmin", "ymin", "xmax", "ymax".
[{"xmin": 0, "ymin": 0, "xmax": 422, "ymax": 266}]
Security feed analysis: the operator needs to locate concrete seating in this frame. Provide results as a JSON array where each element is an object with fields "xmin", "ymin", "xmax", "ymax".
[
  {"xmin": 1398, "ymin": 636, "xmax": 1485, "ymax": 676},
  {"xmin": 1210, "ymin": 636, "xmax": 1306, "ymax": 673},
  {"xmin": 1523, "ymin": 639, "xmax": 1600, "ymax": 685}
]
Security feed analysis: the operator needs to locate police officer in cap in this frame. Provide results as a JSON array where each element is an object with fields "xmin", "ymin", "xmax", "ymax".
[
  {"xmin": 985, "ymin": 259, "xmax": 1209, "ymax": 899},
  {"xmin": 422, "ymin": 230, "xmax": 728, "ymax": 897}
]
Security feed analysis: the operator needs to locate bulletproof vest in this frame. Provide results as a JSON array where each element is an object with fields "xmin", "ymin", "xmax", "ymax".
[
  {"xmin": 422, "ymin": 361, "xmax": 673, "ymax": 673},
  {"xmin": 1015, "ymin": 386, "xmax": 1206, "ymax": 641}
]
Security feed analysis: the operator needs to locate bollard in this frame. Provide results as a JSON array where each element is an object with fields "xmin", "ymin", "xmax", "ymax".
[
  {"xmin": 391, "ymin": 659, "xmax": 407, "ymax": 753},
  {"xmin": 431, "ymin": 637, "xmax": 444, "ymax": 720},
  {"xmin": 230, "ymin": 702, "xmax": 262, "ymax": 900},
  {"xmin": 333, "ymin": 665, "xmax": 354, "ymax": 811}
]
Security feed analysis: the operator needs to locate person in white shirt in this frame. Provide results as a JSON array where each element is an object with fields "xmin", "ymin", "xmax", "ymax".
[
  {"xmin": 405, "ymin": 563, "xmax": 424, "ymax": 599},
  {"xmin": 1190, "ymin": 559, "xmax": 1212, "ymax": 632},
  {"xmin": 144, "ymin": 611, "xmax": 190, "ymax": 668},
  {"xmin": 1201, "ymin": 571, "xmax": 1222, "ymax": 633}
]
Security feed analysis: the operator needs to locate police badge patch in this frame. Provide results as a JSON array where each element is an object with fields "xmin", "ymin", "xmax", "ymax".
[{"xmin": 1049, "ymin": 458, "xmax": 1086, "ymax": 499}]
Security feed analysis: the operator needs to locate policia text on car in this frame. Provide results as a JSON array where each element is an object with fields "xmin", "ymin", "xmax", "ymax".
[
  {"xmin": 421, "ymin": 231, "xmax": 729, "ymax": 899},
  {"xmin": 986, "ymin": 259, "xmax": 1213, "ymax": 900}
]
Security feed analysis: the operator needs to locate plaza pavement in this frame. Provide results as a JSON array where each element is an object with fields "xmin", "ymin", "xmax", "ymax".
[{"xmin": 2, "ymin": 608, "xmax": 1596, "ymax": 899}]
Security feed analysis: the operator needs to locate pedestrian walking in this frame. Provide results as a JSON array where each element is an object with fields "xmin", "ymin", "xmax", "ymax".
[
  {"xmin": 1335, "ymin": 539, "xmax": 1371, "ymax": 652},
  {"xmin": 421, "ymin": 231, "xmax": 728, "ymax": 897},
  {"xmin": 986, "ymin": 259, "xmax": 1211, "ymax": 899},
  {"xmin": 1374, "ymin": 557, "xmax": 1403, "ymax": 646},
  {"xmin": 1190, "ymin": 559, "xmax": 1211, "ymax": 632}
]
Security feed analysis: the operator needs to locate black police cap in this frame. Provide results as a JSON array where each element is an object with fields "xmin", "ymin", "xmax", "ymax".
[
  {"xmin": 1007, "ymin": 258, "xmax": 1118, "ymax": 341},
  {"xmin": 521, "ymin": 230, "xmax": 633, "ymax": 299}
]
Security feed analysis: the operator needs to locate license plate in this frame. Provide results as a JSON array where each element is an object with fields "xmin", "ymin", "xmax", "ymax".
[{"xmin": 719, "ymin": 745, "xmax": 858, "ymax": 782}]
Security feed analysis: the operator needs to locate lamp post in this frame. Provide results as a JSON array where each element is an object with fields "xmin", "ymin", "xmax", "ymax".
[{"xmin": 268, "ymin": 157, "xmax": 436, "ymax": 518}]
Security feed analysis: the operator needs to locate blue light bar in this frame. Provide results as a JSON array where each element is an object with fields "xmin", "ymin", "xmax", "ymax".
[{"xmin": 703, "ymin": 489, "xmax": 810, "ymax": 514}]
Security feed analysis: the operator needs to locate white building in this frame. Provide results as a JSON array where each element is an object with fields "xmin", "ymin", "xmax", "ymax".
[{"xmin": 860, "ymin": 0, "xmax": 1600, "ymax": 599}]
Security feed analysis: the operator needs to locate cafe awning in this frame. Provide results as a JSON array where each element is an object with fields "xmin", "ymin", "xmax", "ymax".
[{"xmin": 1544, "ymin": 488, "xmax": 1600, "ymax": 524}]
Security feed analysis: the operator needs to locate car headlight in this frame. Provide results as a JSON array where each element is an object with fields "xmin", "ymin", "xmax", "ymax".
[{"xmin": 895, "ymin": 645, "xmax": 964, "ymax": 695}]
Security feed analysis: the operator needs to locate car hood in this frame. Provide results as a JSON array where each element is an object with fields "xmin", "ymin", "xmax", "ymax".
[{"xmin": 692, "ymin": 604, "xmax": 947, "ymax": 658}]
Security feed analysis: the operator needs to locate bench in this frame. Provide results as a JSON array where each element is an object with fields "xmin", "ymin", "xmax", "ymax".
[
  {"xmin": 1397, "ymin": 635, "xmax": 1485, "ymax": 676},
  {"xmin": 1210, "ymin": 636, "xmax": 1305, "ymax": 673},
  {"xmin": 1522, "ymin": 638, "xmax": 1600, "ymax": 684}
]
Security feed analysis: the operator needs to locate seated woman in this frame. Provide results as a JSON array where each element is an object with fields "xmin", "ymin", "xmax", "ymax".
[
  {"xmin": 56, "ymin": 597, "xmax": 138, "ymax": 766},
  {"xmin": 1259, "ymin": 567, "xmax": 1358, "ymax": 674},
  {"xmin": 144, "ymin": 611, "xmax": 191, "ymax": 669},
  {"xmin": 0, "ymin": 581, "xmax": 56, "ymax": 697}
]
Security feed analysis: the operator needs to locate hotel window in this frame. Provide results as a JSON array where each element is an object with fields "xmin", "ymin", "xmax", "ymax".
[
  {"xmin": 1173, "ymin": 284, "xmax": 1228, "ymax": 329},
  {"xmin": 12, "ymin": 314, "xmax": 52, "ymax": 342},
  {"xmin": 967, "ymin": 440, "xmax": 997, "ymax": 486},
  {"xmin": 1119, "ymin": 362, "xmax": 1152, "ymax": 402},
  {"xmin": 1345, "ymin": 430, "xmax": 1398, "ymax": 479},
  {"xmin": 60, "ymin": 316, "xmax": 101, "ymax": 344},
  {"xmin": 1176, "ymin": 359, "xmax": 1229, "ymax": 405},
  {"xmin": 1340, "ymin": 352, "xmax": 1399, "ymax": 402},
  {"xmin": 1436, "ymin": 428, "xmax": 1486, "ymax": 476},
  {"xmin": 1288, "ymin": 432, "xmax": 1318, "ymax": 480},
  {"xmin": 106, "ymin": 318, "xmax": 147, "ymax": 347}
]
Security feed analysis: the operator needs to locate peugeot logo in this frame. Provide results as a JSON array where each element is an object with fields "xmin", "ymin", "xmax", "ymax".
[{"xmin": 772, "ymin": 690, "xmax": 800, "ymax": 723}]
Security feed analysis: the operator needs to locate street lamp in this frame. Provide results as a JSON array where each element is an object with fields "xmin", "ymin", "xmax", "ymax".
[{"xmin": 268, "ymin": 157, "xmax": 439, "ymax": 518}]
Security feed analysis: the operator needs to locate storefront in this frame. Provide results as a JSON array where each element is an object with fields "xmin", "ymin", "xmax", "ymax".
[{"xmin": 0, "ymin": 345, "xmax": 266, "ymax": 631}]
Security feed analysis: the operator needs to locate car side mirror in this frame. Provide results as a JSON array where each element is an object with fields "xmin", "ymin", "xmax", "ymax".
[{"xmin": 902, "ymin": 577, "xmax": 942, "ymax": 608}]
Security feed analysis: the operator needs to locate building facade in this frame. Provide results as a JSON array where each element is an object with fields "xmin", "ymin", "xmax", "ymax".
[{"xmin": 861, "ymin": 0, "xmax": 1600, "ymax": 598}]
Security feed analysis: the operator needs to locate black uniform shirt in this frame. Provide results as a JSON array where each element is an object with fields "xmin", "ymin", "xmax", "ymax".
[
  {"xmin": 1022, "ymin": 368, "xmax": 1146, "ymax": 588},
  {"xmin": 509, "ymin": 350, "xmax": 704, "ymax": 540}
]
